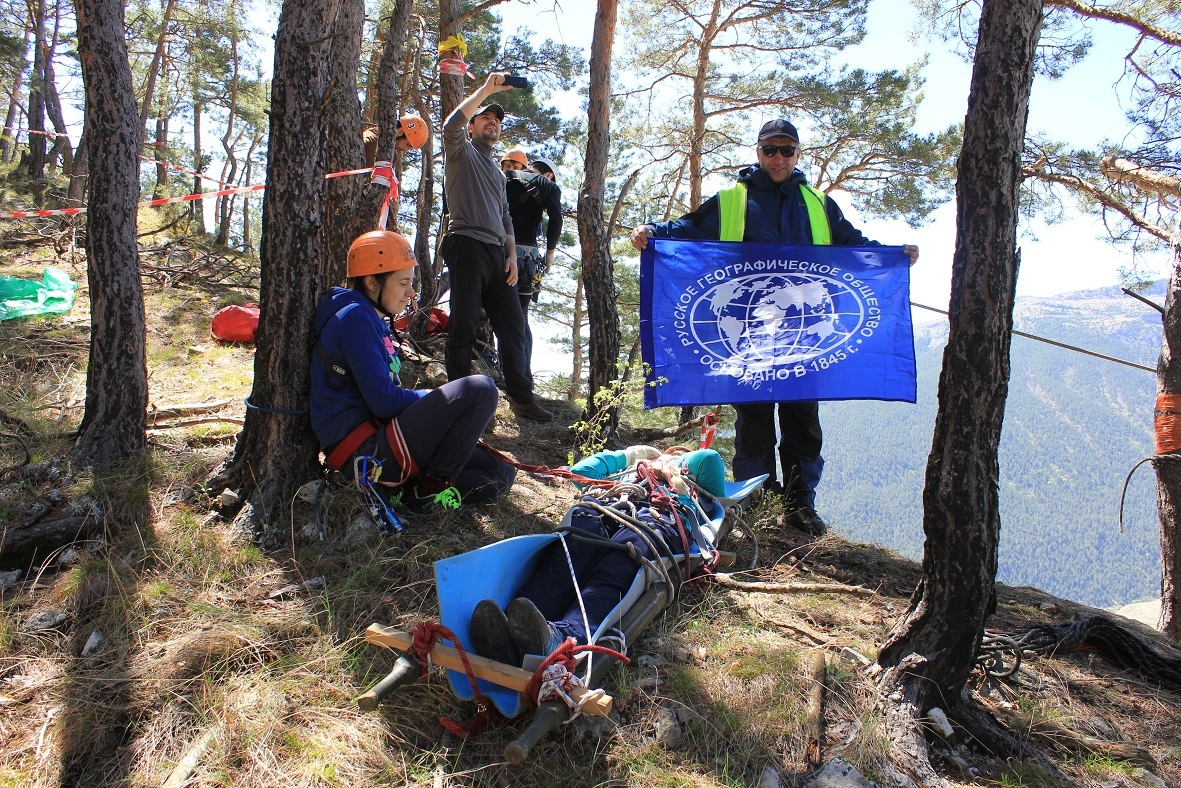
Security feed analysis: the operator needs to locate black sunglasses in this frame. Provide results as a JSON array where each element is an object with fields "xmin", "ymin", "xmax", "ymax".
[{"xmin": 760, "ymin": 144, "xmax": 798, "ymax": 158}]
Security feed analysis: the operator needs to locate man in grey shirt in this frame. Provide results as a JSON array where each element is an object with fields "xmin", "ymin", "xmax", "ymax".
[{"xmin": 441, "ymin": 72, "xmax": 552, "ymax": 423}]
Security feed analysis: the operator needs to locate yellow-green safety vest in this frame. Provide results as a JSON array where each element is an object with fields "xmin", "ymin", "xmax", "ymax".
[{"xmin": 717, "ymin": 182, "xmax": 831, "ymax": 245}]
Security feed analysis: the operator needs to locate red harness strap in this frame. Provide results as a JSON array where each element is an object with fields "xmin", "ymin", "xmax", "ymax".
[{"xmin": 325, "ymin": 419, "xmax": 378, "ymax": 471}]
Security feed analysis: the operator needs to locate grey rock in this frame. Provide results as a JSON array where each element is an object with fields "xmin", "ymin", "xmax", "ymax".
[
  {"xmin": 301, "ymin": 521, "xmax": 322, "ymax": 541},
  {"xmin": 925, "ymin": 707, "xmax": 954, "ymax": 739},
  {"xmin": 296, "ymin": 480, "xmax": 322, "ymax": 504},
  {"xmin": 571, "ymin": 712, "xmax": 615, "ymax": 744},
  {"xmin": 25, "ymin": 609, "xmax": 68, "ymax": 631},
  {"xmin": 1089, "ymin": 716, "xmax": 1115, "ymax": 736},
  {"xmin": 839, "ymin": 646, "xmax": 871, "ymax": 666},
  {"xmin": 82, "ymin": 629, "xmax": 103, "ymax": 656},
  {"xmin": 653, "ymin": 707, "xmax": 681, "ymax": 749},
  {"xmin": 219, "ymin": 489, "xmax": 240, "ymax": 509},
  {"xmin": 304, "ymin": 576, "xmax": 327, "ymax": 591},
  {"xmin": 57, "ymin": 547, "xmax": 78, "ymax": 566},
  {"xmin": 1131, "ymin": 768, "xmax": 1167, "ymax": 788},
  {"xmin": 758, "ymin": 764, "xmax": 780, "ymax": 788},
  {"xmin": 637, "ymin": 654, "xmax": 661, "ymax": 670},
  {"xmin": 344, "ymin": 515, "xmax": 380, "ymax": 550},
  {"xmin": 804, "ymin": 758, "xmax": 879, "ymax": 788},
  {"xmin": 0, "ymin": 569, "xmax": 22, "ymax": 589}
]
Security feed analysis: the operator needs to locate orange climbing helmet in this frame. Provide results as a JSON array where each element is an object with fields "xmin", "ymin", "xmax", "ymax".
[
  {"xmin": 397, "ymin": 114, "xmax": 429, "ymax": 150},
  {"xmin": 501, "ymin": 147, "xmax": 528, "ymax": 168},
  {"xmin": 347, "ymin": 231, "xmax": 416, "ymax": 277}
]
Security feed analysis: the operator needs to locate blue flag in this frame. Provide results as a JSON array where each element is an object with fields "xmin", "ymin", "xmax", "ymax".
[{"xmin": 639, "ymin": 239, "xmax": 916, "ymax": 408}]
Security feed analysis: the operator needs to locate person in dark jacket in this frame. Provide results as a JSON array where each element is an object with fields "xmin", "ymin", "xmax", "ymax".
[
  {"xmin": 311, "ymin": 230, "xmax": 515, "ymax": 513},
  {"xmin": 631, "ymin": 118, "xmax": 918, "ymax": 536},
  {"xmin": 500, "ymin": 149, "xmax": 563, "ymax": 377}
]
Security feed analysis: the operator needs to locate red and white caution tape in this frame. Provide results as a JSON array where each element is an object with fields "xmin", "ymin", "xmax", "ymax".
[
  {"xmin": 370, "ymin": 161, "xmax": 399, "ymax": 230},
  {"xmin": 140, "ymin": 155, "xmax": 230, "ymax": 187},
  {"xmin": 1, "ymin": 126, "xmax": 77, "ymax": 141},
  {"xmin": 0, "ymin": 164, "xmax": 380, "ymax": 220}
]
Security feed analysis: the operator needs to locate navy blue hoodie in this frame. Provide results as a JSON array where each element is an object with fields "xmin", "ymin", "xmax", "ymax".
[{"xmin": 310, "ymin": 287, "xmax": 427, "ymax": 450}]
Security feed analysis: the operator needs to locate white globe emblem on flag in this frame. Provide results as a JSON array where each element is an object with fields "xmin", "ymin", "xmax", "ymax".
[{"xmin": 688, "ymin": 272, "xmax": 870, "ymax": 372}]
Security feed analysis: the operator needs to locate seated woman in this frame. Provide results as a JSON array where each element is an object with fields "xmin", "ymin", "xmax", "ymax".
[
  {"xmin": 310, "ymin": 230, "xmax": 515, "ymax": 514},
  {"xmin": 468, "ymin": 448, "xmax": 738, "ymax": 665}
]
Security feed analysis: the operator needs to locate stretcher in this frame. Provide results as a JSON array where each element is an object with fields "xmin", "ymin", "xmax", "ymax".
[{"xmin": 359, "ymin": 447, "xmax": 766, "ymax": 762}]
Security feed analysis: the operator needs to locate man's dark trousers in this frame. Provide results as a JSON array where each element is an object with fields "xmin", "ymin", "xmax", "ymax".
[
  {"xmin": 442, "ymin": 233, "xmax": 535, "ymax": 405},
  {"xmin": 732, "ymin": 401, "xmax": 823, "ymax": 508}
]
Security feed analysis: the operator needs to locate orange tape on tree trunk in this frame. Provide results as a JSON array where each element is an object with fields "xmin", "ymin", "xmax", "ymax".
[{"xmin": 1154, "ymin": 394, "xmax": 1181, "ymax": 454}]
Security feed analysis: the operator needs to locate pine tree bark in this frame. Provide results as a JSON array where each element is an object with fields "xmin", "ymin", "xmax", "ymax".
[
  {"xmin": 214, "ymin": 0, "xmax": 364, "ymax": 534},
  {"xmin": 69, "ymin": 0, "xmax": 148, "ymax": 469},
  {"xmin": 579, "ymin": 0, "xmax": 621, "ymax": 440},
  {"xmin": 0, "ymin": 24, "xmax": 30, "ymax": 164},
  {"xmin": 27, "ymin": 0, "xmax": 47, "ymax": 197},
  {"xmin": 42, "ymin": 4, "xmax": 73, "ymax": 174},
  {"xmin": 322, "ymin": 0, "xmax": 366, "ymax": 276},
  {"xmin": 875, "ymin": 0, "xmax": 1043, "ymax": 776},
  {"xmin": 138, "ymin": 0, "xmax": 177, "ymax": 142},
  {"xmin": 1157, "ymin": 235, "xmax": 1181, "ymax": 641},
  {"xmin": 356, "ymin": 0, "xmax": 413, "ymax": 233}
]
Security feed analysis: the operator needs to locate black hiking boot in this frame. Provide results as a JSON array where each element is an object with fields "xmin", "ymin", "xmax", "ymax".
[
  {"xmin": 780, "ymin": 505, "xmax": 827, "ymax": 536},
  {"xmin": 469, "ymin": 599, "xmax": 520, "ymax": 666},
  {"xmin": 506, "ymin": 597, "xmax": 563, "ymax": 656}
]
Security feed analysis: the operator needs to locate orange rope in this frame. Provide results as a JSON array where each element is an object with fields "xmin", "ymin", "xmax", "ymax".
[
  {"xmin": 1155, "ymin": 394, "xmax": 1181, "ymax": 454},
  {"xmin": 522, "ymin": 638, "xmax": 630, "ymax": 711},
  {"xmin": 408, "ymin": 621, "xmax": 506, "ymax": 738}
]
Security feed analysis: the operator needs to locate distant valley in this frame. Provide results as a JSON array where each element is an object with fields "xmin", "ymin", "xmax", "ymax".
[{"xmin": 819, "ymin": 282, "xmax": 1164, "ymax": 608}]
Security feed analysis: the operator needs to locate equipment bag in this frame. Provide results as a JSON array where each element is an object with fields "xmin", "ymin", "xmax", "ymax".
[{"xmin": 211, "ymin": 303, "xmax": 260, "ymax": 343}]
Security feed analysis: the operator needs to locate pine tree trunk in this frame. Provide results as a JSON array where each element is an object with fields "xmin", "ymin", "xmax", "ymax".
[
  {"xmin": 66, "ymin": 128, "xmax": 88, "ymax": 206},
  {"xmin": 69, "ymin": 0, "xmax": 148, "ymax": 469},
  {"xmin": 579, "ymin": 0, "xmax": 621, "ymax": 439},
  {"xmin": 356, "ymin": 0, "xmax": 412, "ymax": 233},
  {"xmin": 152, "ymin": 112, "xmax": 169, "ymax": 201},
  {"xmin": 0, "ymin": 25, "xmax": 30, "ymax": 163},
  {"xmin": 1157, "ymin": 235, "xmax": 1181, "ymax": 641},
  {"xmin": 138, "ymin": 0, "xmax": 177, "ymax": 142},
  {"xmin": 43, "ymin": 3, "xmax": 73, "ymax": 174},
  {"xmin": 27, "ymin": 0, "xmax": 47, "ymax": 197},
  {"xmin": 876, "ymin": 0, "xmax": 1042, "ymax": 774},
  {"xmin": 323, "ymin": 0, "xmax": 365, "ymax": 278},
  {"xmin": 569, "ymin": 274, "xmax": 585, "ymax": 401},
  {"xmin": 214, "ymin": 0, "xmax": 364, "ymax": 534},
  {"xmin": 191, "ymin": 97, "xmax": 206, "ymax": 232}
]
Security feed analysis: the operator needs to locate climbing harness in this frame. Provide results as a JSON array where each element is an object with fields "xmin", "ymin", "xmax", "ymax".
[{"xmin": 353, "ymin": 455, "xmax": 403, "ymax": 535}]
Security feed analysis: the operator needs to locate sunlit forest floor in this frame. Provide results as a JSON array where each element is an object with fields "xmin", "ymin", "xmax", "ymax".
[{"xmin": 2, "ymin": 211, "xmax": 1181, "ymax": 787}]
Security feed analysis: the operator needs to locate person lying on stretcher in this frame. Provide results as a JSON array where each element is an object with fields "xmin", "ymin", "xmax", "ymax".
[{"xmin": 467, "ymin": 446, "xmax": 762, "ymax": 665}]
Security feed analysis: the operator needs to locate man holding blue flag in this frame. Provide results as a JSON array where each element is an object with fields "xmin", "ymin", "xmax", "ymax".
[{"xmin": 632, "ymin": 118, "xmax": 918, "ymax": 536}]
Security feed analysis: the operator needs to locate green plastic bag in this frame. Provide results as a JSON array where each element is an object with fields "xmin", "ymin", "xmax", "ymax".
[{"xmin": 0, "ymin": 268, "xmax": 79, "ymax": 321}]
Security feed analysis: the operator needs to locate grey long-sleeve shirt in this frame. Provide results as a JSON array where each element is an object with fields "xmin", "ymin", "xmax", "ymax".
[{"xmin": 443, "ymin": 109, "xmax": 514, "ymax": 246}]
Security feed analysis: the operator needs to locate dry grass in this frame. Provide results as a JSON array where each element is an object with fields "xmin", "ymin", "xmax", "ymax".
[{"xmin": 3, "ymin": 230, "xmax": 1181, "ymax": 787}]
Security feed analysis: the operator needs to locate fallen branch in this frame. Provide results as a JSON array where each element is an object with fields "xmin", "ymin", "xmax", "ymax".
[
  {"xmin": 147, "ymin": 416, "xmax": 244, "ymax": 431},
  {"xmin": 1, "ymin": 514, "xmax": 94, "ymax": 559},
  {"xmin": 711, "ymin": 573, "xmax": 875, "ymax": 597},
  {"xmin": 986, "ymin": 701, "xmax": 1153, "ymax": 766},
  {"xmin": 0, "ymin": 431, "xmax": 31, "ymax": 480},
  {"xmin": 147, "ymin": 399, "xmax": 234, "ymax": 422},
  {"xmin": 764, "ymin": 614, "xmax": 829, "ymax": 645},
  {"xmin": 162, "ymin": 725, "xmax": 219, "ymax": 787},
  {"xmin": 804, "ymin": 651, "xmax": 826, "ymax": 766}
]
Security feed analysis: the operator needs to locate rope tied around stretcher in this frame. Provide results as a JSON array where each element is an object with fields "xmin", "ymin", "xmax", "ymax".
[
  {"xmin": 524, "ymin": 638, "xmax": 630, "ymax": 715},
  {"xmin": 407, "ymin": 620, "xmax": 507, "ymax": 738}
]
